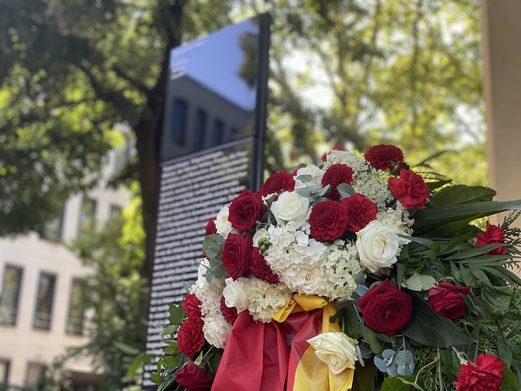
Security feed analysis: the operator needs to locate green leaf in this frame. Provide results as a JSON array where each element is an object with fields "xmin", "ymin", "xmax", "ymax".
[
  {"xmin": 202, "ymin": 234, "xmax": 224, "ymax": 259},
  {"xmin": 161, "ymin": 325, "xmax": 179, "ymax": 336},
  {"xmin": 351, "ymin": 362, "xmax": 376, "ymax": 391},
  {"xmin": 123, "ymin": 353, "xmax": 151, "ymax": 382},
  {"xmin": 414, "ymin": 199, "xmax": 521, "ymax": 228},
  {"xmin": 402, "ymin": 294, "xmax": 473, "ymax": 347},
  {"xmin": 113, "ymin": 341, "xmax": 140, "ymax": 355},
  {"xmin": 380, "ymin": 376, "xmax": 419, "ymax": 391},
  {"xmin": 446, "ymin": 243, "xmax": 508, "ymax": 260},
  {"xmin": 344, "ymin": 303, "xmax": 361, "ymax": 339},
  {"xmin": 396, "ymin": 263, "xmax": 406, "ymax": 288},
  {"xmin": 402, "ymin": 236, "xmax": 440, "ymax": 252},
  {"xmin": 402, "ymin": 273, "xmax": 437, "ymax": 291},
  {"xmin": 500, "ymin": 362, "xmax": 520, "ymax": 391},
  {"xmin": 169, "ymin": 303, "xmax": 185, "ymax": 326},
  {"xmin": 431, "ymin": 185, "xmax": 496, "ymax": 207},
  {"xmin": 361, "ymin": 327, "xmax": 382, "ymax": 354}
]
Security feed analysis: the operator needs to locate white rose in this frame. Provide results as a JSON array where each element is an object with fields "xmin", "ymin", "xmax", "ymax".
[
  {"xmin": 294, "ymin": 165, "xmax": 324, "ymax": 189},
  {"xmin": 270, "ymin": 191, "xmax": 310, "ymax": 224},
  {"xmin": 356, "ymin": 220, "xmax": 400, "ymax": 273},
  {"xmin": 223, "ymin": 277, "xmax": 250, "ymax": 313},
  {"xmin": 215, "ymin": 206, "xmax": 233, "ymax": 238},
  {"xmin": 307, "ymin": 332, "xmax": 363, "ymax": 375},
  {"xmin": 202, "ymin": 312, "xmax": 232, "ymax": 348},
  {"xmin": 253, "ymin": 228, "xmax": 269, "ymax": 247}
]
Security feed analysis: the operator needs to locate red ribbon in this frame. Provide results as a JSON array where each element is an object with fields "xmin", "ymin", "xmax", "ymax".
[{"xmin": 211, "ymin": 309, "xmax": 323, "ymax": 391}]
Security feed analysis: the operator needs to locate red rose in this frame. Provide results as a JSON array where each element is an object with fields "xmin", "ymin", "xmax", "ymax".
[
  {"xmin": 341, "ymin": 193, "xmax": 378, "ymax": 232},
  {"xmin": 428, "ymin": 282, "xmax": 470, "ymax": 321},
  {"xmin": 454, "ymin": 354, "xmax": 503, "ymax": 391},
  {"xmin": 321, "ymin": 163, "xmax": 354, "ymax": 201},
  {"xmin": 221, "ymin": 234, "xmax": 252, "ymax": 280},
  {"xmin": 177, "ymin": 318, "xmax": 205, "ymax": 358},
  {"xmin": 205, "ymin": 217, "xmax": 217, "ymax": 235},
  {"xmin": 364, "ymin": 144, "xmax": 404, "ymax": 170},
  {"xmin": 259, "ymin": 171, "xmax": 295, "ymax": 197},
  {"xmin": 176, "ymin": 362, "xmax": 214, "ymax": 391},
  {"xmin": 220, "ymin": 296, "xmax": 238, "ymax": 325},
  {"xmin": 358, "ymin": 280, "xmax": 413, "ymax": 335},
  {"xmin": 182, "ymin": 293, "xmax": 202, "ymax": 320},
  {"xmin": 476, "ymin": 222, "xmax": 507, "ymax": 255},
  {"xmin": 309, "ymin": 201, "xmax": 349, "ymax": 242},
  {"xmin": 389, "ymin": 169, "xmax": 430, "ymax": 209},
  {"xmin": 228, "ymin": 190, "xmax": 264, "ymax": 232},
  {"xmin": 250, "ymin": 247, "xmax": 279, "ymax": 283}
]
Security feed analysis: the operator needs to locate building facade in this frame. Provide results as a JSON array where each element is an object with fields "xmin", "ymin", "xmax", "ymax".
[{"xmin": 0, "ymin": 150, "xmax": 131, "ymax": 388}]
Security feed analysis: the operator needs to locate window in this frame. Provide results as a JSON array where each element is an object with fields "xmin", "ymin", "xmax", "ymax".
[
  {"xmin": 0, "ymin": 359, "xmax": 9, "ymax": 385},
  {"xmin": 79, "ymin": 197, "xmax": 97, "ymax": 235},
  {"xmin": 212, "ymin": 119, "xmax": 225, "ymax": 146},
  {"xmin": 0, "ymin": 265, "xmax": 23, "ymax": 325},
  {"xmin": 192, "ymin": 109, "xmax": 207, "ymax": 150},
  {"xmin": 33, "ymin": 273, "xmax": 56, "ymax": 330},
  {"xmin": 171, "ymin": 98, "xmax": 188, "ymax": 146},
  {"xmin": 42, "ymin": 205, "xmax": 65, "ymax": 241},
  {"xmin": 66, "ymin": 279, "xmax": 86, "ymax": 336},
  {"xmin": 25, "ymin": 362, "xmax": 44, "ymax": 387},
  {"xmin": 109, "ymin": 205, "xmax": 122, "ymax": 220}
]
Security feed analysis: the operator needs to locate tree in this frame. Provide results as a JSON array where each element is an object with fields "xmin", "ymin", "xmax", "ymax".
[
  {"xmin": 0, "ymin": 0, "xmax": 485, "ymax": 285},
  {"xmin": 71, "ymin": 189, "xmax": 148, "ymax": 389},
  {"xmin": 0, "ymin": 0, "xmax": 233, "ymax": 281}
]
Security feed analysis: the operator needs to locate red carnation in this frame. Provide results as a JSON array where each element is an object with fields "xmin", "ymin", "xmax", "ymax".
[
  {"xmin": 182, "ymin": 293, "xmax": 202, "ymax": 320},
  {"xmin": 220, "ymin": 296, "xmax": 238, "ymax": 325},
  {"xmin": 476, "ymin": 222, "xmax": 507, "ymax": 255},
  {"xmin": 364, "ymin": 144, "xmax": 404, "ymax": 170},
  {"xmin": 176, "ymin": 362, "xmax": 214, "ymax": 391},
  {"xmin": 250, "ymin": 247, "xmax": 279, "ymax": 283},
  {"xmin": 309, "ymin": 201, "xmax": 349, "ymax": 242},
  {"xmin": 454, "ymin": 354, "xmax": 503, "ymax": 391},
  {"xmin": 428, "ymin": 282, "xmax": 470, "ymax": 321},
  {"xmin": 259, "ymin": 171, "xmax": 295, "ymax": 197},
  {"xmin": 205, "ymin": 217, "xmax": 217, "ymax": 236},
  {"xmin": 389, "ymin": 169, "xmax": 430, "ymax": 209},
  {"xmin": 358, "ymin": 280, "xmax": 413, "ymax": 335},
  {"xmin": 341, "ymin": 193, "xmax": 378, "ymax": 232},
  {"xmin": 222, "ymin": 234, "xmax": 252, "ymax": 280},
  {"xmin": 321, "ymin": 163, "xmax": 354, "ymax": 201},
  {"xmin": 228, "ymin": 190, "xmax": 264, "ymax": 232},
  {"xmin": 177, "ymin": 318, "xmax": 205, "ymax": 358}
]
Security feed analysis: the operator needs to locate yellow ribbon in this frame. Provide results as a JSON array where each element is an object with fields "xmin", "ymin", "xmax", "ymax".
[{"xmin": 273, "ymin": 295, "xmax": 355, "ymax": 391}]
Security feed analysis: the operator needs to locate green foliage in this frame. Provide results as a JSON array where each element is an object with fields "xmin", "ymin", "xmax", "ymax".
[{"xmin": 69, "ymin": 190, "xmax": 149, "ymax": 390}]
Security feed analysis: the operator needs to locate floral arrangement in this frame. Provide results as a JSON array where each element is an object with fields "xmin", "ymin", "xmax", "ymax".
[{"xmin": 153, "ymin": 145, "xmax": 521, "ymax": 391}]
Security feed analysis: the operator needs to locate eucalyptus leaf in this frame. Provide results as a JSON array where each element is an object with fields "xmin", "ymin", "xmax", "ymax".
[
  {"xmin": 402, "ymin": 273, "xmax": 437, "ymax": 291},
  {"xmin": 202, "ymin": 234, "xmax": 224, "ymax": 259},
  {"xmin": 296, "ymin": 174, "xmax": 312, "ymax": 183},
  {"xmin": 337, "ymin": 183, "xmax": 356, "ymax": 199}
]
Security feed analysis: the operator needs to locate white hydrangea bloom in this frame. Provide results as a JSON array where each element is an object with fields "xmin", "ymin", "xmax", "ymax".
[
  {"xmin": 352, "ymin": 169, "xmax": 393, "ymax": 209},
  {"xmin": 245, "ymin": 278, "xmax": 292, "ymax": 323},
  {"xmin": 323, "ymin": 150, "xmax": 366, "ymax": 172}
]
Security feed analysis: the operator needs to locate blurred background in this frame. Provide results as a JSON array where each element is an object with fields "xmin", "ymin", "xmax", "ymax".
[{"xmin": 0, "ymin": 0, "xmax": 519, "ymax": 389}]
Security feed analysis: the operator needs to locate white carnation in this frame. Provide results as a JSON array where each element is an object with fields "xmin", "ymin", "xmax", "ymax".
[
  {"xmin": 253, "ymin": 228, "xmax": 269, "ymax": 248},
  {"xmin": 294, "ymin": 165, "xmax": 323, "ymax": 188},
  {"xmin": 270, "ymin": 191, "xmax": 310, "ymax": 224},
  {"xmin": 223, "ymin": 277, "xmax": 250, "ymax": 313},
  {"xmin": 202, "ymin": 312, "xmax": 232, "ymax": 348},
  {"xmin": 356, "ymin": 220, "xmax": 400, "ymax": 273},
  {"xmin": 215, "ymin": 205, "xmax": 233, "ymax": 238}
]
